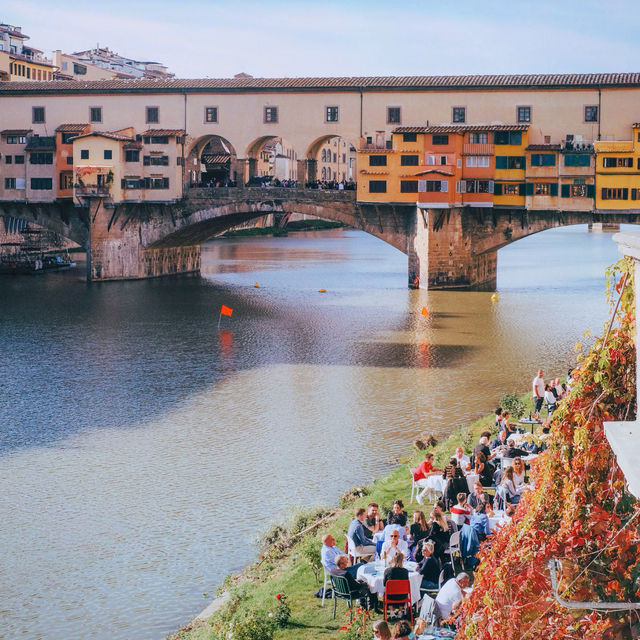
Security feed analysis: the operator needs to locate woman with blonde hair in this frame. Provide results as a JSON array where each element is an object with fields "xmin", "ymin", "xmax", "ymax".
[
  {"xmin": 512, "ymin": 457, "xmax": 526, "ymax": 489},
  {"xmin": 426, "ymin": 500, "xmax": 450, "ymax": 561},
  {"xmin": 501, "ymin": 466, "xmax": 522, "ymax": 504}
]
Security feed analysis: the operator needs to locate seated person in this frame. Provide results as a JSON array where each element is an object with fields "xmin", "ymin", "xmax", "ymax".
[
  {"xmin": 473, "ymin": 436, "xmax": 493, "ymax": 463},
  {"xmin": 426, "ymin": 501, "xmax": 451, "ymax": 561},
  {"xmin": 347, "ymin": 507, "xmax": 376, "ymax": 557},
  {"xmin": 450, "ymin": 492, "xmax": 473, "ymax": 526},
  {"xmin": 500, "ymin": 411, "xmax": 518, "ymax": 437},
  {"xmin": 416, "ymin": 540, "xmax": 440, "ymax": 590},
  {"xmin": 332, "ymin": 555, "xmax": 378, "ymax": 610},
  {"xmin": 435, "ymin": 572, "xmax": 470, "ymax": 620},
  {"xmin": 409, "ymin": 510, "xmax": 430, "ymax": 548},
  {"xmin": 383, "ymin": 551, "xmax": 409, "ymax": 601},
  {"xmin": 501, "ymin": 467, "xmax": 522, "ymax": 505},
  {"xmin": 391, "ymin": 620, "xmax": 412, "ymax": 640},
  {"xmin": 470, "ymin": 501, "xmax": 492, "ymax": 541},
  {"xmin": 387, "ymin": 499, "xmax": 408, "ymax": 527},
  {"xmin": 503, "ymin": 438, "xmax": 528, "ymax": 459},
  {"xmin": 381, "ymin": 529, "xmax": 409, "ymax": 561},
  {"xmin": 372, "ymin": 620, "xmax": 391, "ymax": 640},
  {"xmin": 442, "ymin": 457, "xmax": 465, "ymax": 480},
  {"xmin": 490, "ymin": 429, "xmax": 508, "ymax": 452},
  {"xmin": 467, "ymin": 481, "xmax": 493, "ymax": 509},
  {"xmin": 412, "ymin": 452, "xmax": 440, "ymax": 483},
  {"xmin": 474, "ymin": 451, "xmax": 494, "ymax": 487},
  {"xmin": 453, "ymin": 446, "xmax": 470, "ymax": 471},
  {"xmin": 511, "ymin": 457, "xmax": 526, "ymax": 489},
  {"xmin": 383, "ymin": 522, "xmax": 408, "ymax": 542},
  {"xmin": 364, "ymin": 502, "xmax": 384, "ymax": 536},
  {"xmin": 321, "ymin": 534, "xmax": 344, "ymax": 573}
]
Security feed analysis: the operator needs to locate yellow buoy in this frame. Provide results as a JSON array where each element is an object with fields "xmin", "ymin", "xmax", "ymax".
[
  {"xmin": 491, "ymin": 293, "xmax": 499, "ymax": 302},
  {"xmin": 319, "ymin": 288, "xmax": 326, "ymax": 293},
  {"xmin": 254, "ymin": 282, "xmax": 259, "ymax": 288}
]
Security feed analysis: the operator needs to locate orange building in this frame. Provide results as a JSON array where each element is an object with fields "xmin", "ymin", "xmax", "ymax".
[{"xmin": 55, "ymin": 123, "xmax": 90, "ymax": 199}]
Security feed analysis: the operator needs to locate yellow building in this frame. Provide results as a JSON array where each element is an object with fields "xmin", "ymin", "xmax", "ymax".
[
  {"xmin": 317, "ymin": 137, "xmax": 356, "ymax": 183},
  {"xmin": 493, "ymin": 127, "xmax": 529, "ymax": 208},
  {"xmin": 594, "ymin": 124, "xmax": 640, "ymax": 210},
  {"xmin": 0, "ymin": 24, "xmax": 56, "ymax": 81}
]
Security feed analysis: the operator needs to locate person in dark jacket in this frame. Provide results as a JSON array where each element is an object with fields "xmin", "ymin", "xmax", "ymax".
[
  {"xmin": 333, "ymin": 555, "xmax": 377, "ymax": 610},
  {"xmin": 416, "ymin": 540, "xmax": 440, "ymax": 590},
  {"xmin": 386, "ymin": 499, "xmax": 408, "ymax": 527},
  {"xmin": 383, "ymin": 551, "xmax": 409, "ymax": 602}
]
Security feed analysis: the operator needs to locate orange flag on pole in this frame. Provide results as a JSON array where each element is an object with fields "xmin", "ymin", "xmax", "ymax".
[
  {"xmin": 421, "ymin": 306, "xmax": 429, "ymax": 317},
  {"xmin": 220, "ymin": 305, "xmax": 233, "ymax": 317}
]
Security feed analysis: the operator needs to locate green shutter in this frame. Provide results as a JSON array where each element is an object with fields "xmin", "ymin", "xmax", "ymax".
[
  {"xmin": 561, "ymin": 184, "xmax": 570, "ymax": 198},
  {"xmin": 550, "ymin": 183, "xmax": 558, "ymax": 196},
  {"xmin": 510, "ymin": 132, "xmax": 522, "ymax": 145},
  {"xmin": 519, "ymin": 183, "xmax": 527, "ymax": 196},
  {"xmin": 521, "ymin": 156, "xmax": 526, "ymax": 169},
  {"xmin": 587, "ymin": 184, "xmax": 595, "ymax": 199},
  {"xmin": 496, "ymin": 156, "xmax": 507, "ymax": 169},
  {"xmin": 543, "ymin": 154, "xmax": 556, "ymax": 166},
  {"xmin": 494, "ymin": 183, "xmax": 503, "ymax": 196},
  {"xmin": 623, "ymin": 188, "xmax": 629, "ymax": 200},
  {"xmin": 525, "ymin": 182, "xmax": 534, "ymax": 196},
  {"xmin": 531, "ymin": 154, "xmax": 541, "ymax": 167}
]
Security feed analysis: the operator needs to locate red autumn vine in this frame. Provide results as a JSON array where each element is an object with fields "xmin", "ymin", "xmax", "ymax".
[{"xmin": 457, "ymin": 256, "xmax": 640, "ymax": 640}]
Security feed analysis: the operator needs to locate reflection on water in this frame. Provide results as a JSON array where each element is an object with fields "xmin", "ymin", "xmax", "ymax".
[{"xmin": 0, "ymin": 225, "xmax": 627, "ymax": 640}]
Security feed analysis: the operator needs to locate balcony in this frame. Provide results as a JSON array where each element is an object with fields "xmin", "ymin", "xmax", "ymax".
[
  {"xmin": 463, "ymin": 143, "xmax": 494, "ymax": 155},
  {"xmin": 74, "ymin": 185, "xmax": 111, "ymax": 198}
]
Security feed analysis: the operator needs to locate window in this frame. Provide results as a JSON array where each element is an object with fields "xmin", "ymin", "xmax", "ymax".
[
  {"xmin": 104, "ymin": 150, "xmax": 112, "ymax": 160},
  {"xmin": 452, "ymin": 107, "xmax": 466, "ymax": 123},
  {"xmin": 143, "ymin": 155, "xmax": 169, "ymax": 166},
  {"xmin": 60, "ymin": 173, "xmax": 74, "ymax": 189},
  {"xmin": 564, "ymin": 154, "xmax": 591, "ymax": 167},
  {"xmin": 464, "ymin": 180, "xmax": 492, "ymax": 193},
  {"xmin": 61, "ymin": 132, "xmax": 78, "ymax": 144},
  {"xmin": 326, "ymin": 106, "xmax": 339, "ymax": 122},
  {"xmin": 422, "ymin": 180, "xmax": 448, "ymax": 192},
  {"xmin": 29, "ymin": 152, "xmax": 53, "ymax": 164},
  {"xmin": 369, "ymin": 180, "xmax": 387, "ymax": 193},
  {"xmin": 494, "ymin": 131, "xmax": 522, "ymax": 145},
  {"xmin": 32, "ymin": 106, "xmax": 45, "ymax": 123},
  {"xmin": 400, "ymin": 155, "xmax": 419, "ymax": 166},
  {"xmin": 530, "ymin": 154, "xmax": 556, "ymax": 167},
  {"xmin": 503, "ymin": 183, "xmax": 521, "ymax": 196},
  {"xmin": 517, "ymin": 106, "xmax": 531, "ymax": 123},
  {"xmin": 125, "ymin": 149, "xmax": 140, "ymax": 162},
  {"xmin": 66, "ymin": 156, "xmax": 73, "ymax": 165},
  {"xmin": 387, "ymin": 107, "xmax": 401, "ymax": 124},
  {"xmin": 469, "ymin": 132, "xmax": 488, "ymax": 144},
  {"xmin": 369, "ymin": 155, "xmax": 387, "ymax": 166},
  {"xmin": 205, "ymin": 107, "xmax": 218, "ymax": 123},
  {"xmin": 264, "ymin": 106, "xmax": 278, "ymax": 123},
  {"xmin": 144, "ymin": 135, "xmax": 169, "ymax": 144},
  {"xmin": 5, "ymin": 155, "xmax": 11, "ymax": 164},
  {"xmin": 5, "ymin": 178, "xmax": 16, "ymax": 189},
  {"xmin": 432, "ymin": 135, "xmax": 449, "ymax": 145},
  {"xmin": 496, "ymin": 156, "xmax": 526, "ymax": 169},
  {"xmin": 148, "ymin": 177, "xmax": 169, "ymax": 189},
  {"xmin": 122, "ymin": 178, "xmax": 142, "ymax": 189},
  {"xmin": 80, "ymin": 149, "xmax": 89, "ymax": 159},
  {"xmin": 400, "ymin": 180, "xmax": 418, "ymax": 193},
  {"xmin": 146, "ymin": 106, "xmax": 159, "ymax": 123},
  {"xmin": 534, "ymin": 183, "xmax": 550, "ymax": 195},
  {"xmin": 570, "ymin": 184, "xmax": 588, "ymax": 197},
  {"xmin": 30, "ymin": 178, "xmax": 52, "ymax": 190},
  {"xmin": 6, "ymin": 136, "xmax": 17, "ymax": 144},
  {"xmin": 321, "ymin": 149, "xmax": 326, "ymax": 162},
  {"xmin": 601, "ymin": 187, "xmax": 628, "ymax": 200},
  {"xmin": 15, "ymin": 155, "xmax": 24, "ymax": 164},
  {"xmin": 73, "ymin": 63, "xmax": 87, "ymax": 75},
  {"xmin": 402, "ymin": 133, "xmax": 417, "ymax": 142},
  {"xmin": 465, "ymin": 156, "xmax": 490, "ymax": 167},
  {"xmin": 603, "ymin": 157, "xmax": 633, "ymax": 168},
  {"xmin": 333, "ymin": 153, "xmax": 337, "ymax": 162},
  {"xmin": 89, "ymin": 107, "xmax": 102, "ymax": 123},
  {"xmin": 585, "ymin": 106, "xmax": 599, "ymax": 122}
]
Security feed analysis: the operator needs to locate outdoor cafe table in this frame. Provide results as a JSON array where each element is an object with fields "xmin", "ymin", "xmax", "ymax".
[
  {"xmin": 517, "ymin": 417, "xmax": 543, "ymax": 433},
  {"xmin": 421, "ymin": 472, "xmax": 479, "ymax": 499},
  {"xmin": 488, "ymin": 510, "xmax": 510, "ymax": 532},
  {"xmin": 356, "ymin": 560, "xmax": 423, "ymax": 605}
]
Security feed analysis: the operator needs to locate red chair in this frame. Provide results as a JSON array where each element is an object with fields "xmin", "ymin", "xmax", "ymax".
[{"xmin": 383, "ymin": 579, "xmax": 413, "ymax": 624}]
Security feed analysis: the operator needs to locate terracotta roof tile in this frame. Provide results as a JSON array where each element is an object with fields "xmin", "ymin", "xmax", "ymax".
[
  {"xmin": 1, "ymin": 73, "xmax": 640, "ymax": 95},
  {"xmin": 141, "ymin": 128, "xmax": 185, "ymax": 137},
  {"xmin": 55, "ymin": 123, "xmax": 90, "ymax": 132},
  {"xmin": 1, "ymin": 129, "xmax": 32, "ymax": 136},
  {"xmin": 415, "ymin": 169, "xmax": 455, "ymax": 176},
  {"xmin": 73, "ymin": 131, "xmax": 134, "ymax": 142},
  {"xmin": 526, "ymin": 144, "xmax": 561, "ymax": 151},
  {"xmin": 394, "ymin": 124, "xmax": 529, "ymax": 134}
]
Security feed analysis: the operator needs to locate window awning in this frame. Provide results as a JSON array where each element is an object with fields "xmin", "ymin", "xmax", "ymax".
[{"xmin": 604, "ymin": 421, "xmax": 640, "ymax": 497}]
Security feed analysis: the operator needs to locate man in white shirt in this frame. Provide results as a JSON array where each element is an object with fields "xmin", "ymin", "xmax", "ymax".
[
  {"xmin": 380, "ymin": 529, "xmax": 409, "ymax": 560},
  {"xmin": 436, "ymin": 572, "xmax": 470, "ymax": 619},
  {"xmin": 453, "ymin": 446, "xmax": 470, "ymax": 471},
  {"xmin": 532, "ymin": 369, "xmax": 545, "ymax": 416}
]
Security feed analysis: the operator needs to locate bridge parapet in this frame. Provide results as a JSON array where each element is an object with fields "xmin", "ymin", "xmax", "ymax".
[{"xmin": 185, "ymin": 186, "xmax": 357, "ymax": 205}]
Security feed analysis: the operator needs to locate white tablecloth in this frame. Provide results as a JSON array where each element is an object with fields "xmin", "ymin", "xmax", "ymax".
[
  {"xmin": 488, "ymin": 511, "xmax": 510, "ymax": 531},
  {"xmin": 356, "ymin": 562, "xmax": 423, "ymax": 605}
]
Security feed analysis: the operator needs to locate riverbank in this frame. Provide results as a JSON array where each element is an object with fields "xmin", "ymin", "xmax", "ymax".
[{"xmin": 168, "ymin": 394, "xmax": 534, "ymax": 640}]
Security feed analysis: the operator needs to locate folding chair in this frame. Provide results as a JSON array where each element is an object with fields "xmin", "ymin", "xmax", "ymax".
[
  {"xmin": 321, "ymin": 567, "xmax": 333, "ymax": 606},
  {"xmin": 444, "ymin": 530, "xmax": 461, "ymax": 572},
  {"xmin": 383, "ymin": 579, "xmax": 413, "ymax": 625},
  {"xmin": 346, "ymin": 535, "xmax": 373, "ymax": 565},
  {"xmin": 329, "ymin": 574, "xmax": 356, "ymax": 620}
]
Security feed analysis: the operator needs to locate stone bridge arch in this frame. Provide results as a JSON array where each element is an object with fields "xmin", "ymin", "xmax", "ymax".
[{"xmin": 185, "ymin": 134, "xmax": 239, "ymax": 187}]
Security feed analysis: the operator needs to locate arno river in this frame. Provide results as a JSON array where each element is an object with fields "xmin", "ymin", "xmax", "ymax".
[{"xmin": 0, "ymin": 225, "xmax": 627, "ymax": 640}]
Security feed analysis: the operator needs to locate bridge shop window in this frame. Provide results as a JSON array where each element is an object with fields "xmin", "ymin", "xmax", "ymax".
[
  {"xmin": 497, "ymin": 183, "xmax": 525, "ymax": 196},
  {"xmin": 463, "ymin": 179, "xmax": 493, "ymax": 193},
  {"xmin": 564, "ymin": 153, "xmax": 590, "ymax": 167},
  {"xmin": 4, "ymin": 177, "xmax": 16, "ymax": 189},
  {"xmin": 532, "ymin": 182, "xmax": 556, "ymax": 196},
  {"xmin": 368, "ymin": 180, "xmax": 387, "ymax": 193},
  {"xmin": 146, "ymin": 106, "xmax": 160, "ymax": 124},
  {"xmin": 465, "ymin": 156, "xmax": 490, "ymax": 167},
  {"xmin": 402, "ymin": 132, "xmax": 417, "ymax": 142},
  {"xmin": 494, "ymin": 131, "xmax": 522, "ymax": 145},
  {"xmin": 326, "ymin": 106, "xmax": 339, "ymax": 122},
  {"xmin": 561, "ymin": 182, "xmax": 594, "ymax": 198},
  {"xmin": 15, "ymin": 155, "xmax": 24, "ymax": 164},
  {"xmin": 30, "ymin": 177, "xmax": 52, "ymax": 190},
  {"xmin": 517, "ymin": 106, "xmax": 531, "ymax": 123},
  {"xmin": 264, "ymin": 106, "xmax": 278, "ymax": 123},
  {"xmin": 61, "ymin": 132, "xmax": 78, "ymax": 144},
  {"xmin": 60, "ymin": 173, "xmax": 74, "ymax": 190},
  {"xmin": 400, "ymin": 155, "xmax": 419, "ymax": 166},
  {"xmin": 469, "ymin": 132, "xmax": 489, "ymax": 144},
  {"xmin": 530, "ymin": 153, "xmax": 556, "ymax": 167},
  {"xmin": 601, "ymin": 187, "xmax": 628, "ymax": 200},
  {"xmin": 432, "ymin": 135, "xmax": 449, "ymax": 145},
  {"xmin": 90, "ymin": 107, "xmax": 102, "ymax": 123},
  {"xmin": 400, "ymin": 180, "xmax": 418, "ymax": 193},
  {"xmin": 5, "ymin": 155, "xmax": 11, "ymax": 164},
  {"xmin": 205, "ymin": 107, "xmax": 218, "ymax": 123},
  {"xmin": 103, "ymin": 150, "xmax": 112, "ymax": 160},
  {"xmin": 584, "ymin": 105, "xmax": 599, "ymax": 122},
  {"xmin": 419, "ymin": 180, "xmax": 448, "ymax": 192},
  {"xmin": 369, "ymin": 155, "xmax": 387, "ymax": 166},
  {"xmin": 144, "ymin": 154, "xmax": 169, "ymax": 166},
  {"xmin": 495, "ymin": 155, "xmax": 526, "ymax": 169},
  {"xmin": 80, "ymin": 149, "xmax": 89, "ymax": 159},
  {"xmin": 148, "ymin": 177, "xmax": 169, "ymax": 189},
  {"xmin": 452, "ymin": 107, "xmax": 466, "ymax": 123},
  {"xmin": 125, "ymin": 149, "xmax": 140, "ymax": 162},
  {"xmin": 387, "ymin": 107, "xmax": 401, "ymax": 124},
  {"xmin": 29, "ymin": 152, "xmax": 53, "ymax": 165},
  {"xmin": 603, "ymin": 157, "xmax": 633, "ymax": 168},
  {"xmin": 121, "ymin": 178, "xmax": 142, "ymax": 189},
  {"xmin": 32, "ymin": 106, "xmax": 45, "ymax": 124},
  {"xmin": 144, "ymin": 136, "xmax": 170, "ymax": 144}
]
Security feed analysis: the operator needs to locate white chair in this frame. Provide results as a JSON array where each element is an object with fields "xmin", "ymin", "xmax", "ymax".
[
  {"xmin": 321, "ymin": 567, "xmax": 333, "ymax": 606},
  {"xmin": 346, "ymin": 535, "xmax": 374, "ymax": 566},
  {"xmin": 410, "ymin": 467, "xmax": 430, "ymax": 503},
  {"xmin": 444, "ymin": 530, "xmax": 461, "ymax": 572},
  {"xmin": 494, "ymin": 485, "xmax": 507, "ymax": 511}
]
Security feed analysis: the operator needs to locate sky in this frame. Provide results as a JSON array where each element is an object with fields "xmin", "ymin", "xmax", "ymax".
[{"xmin": 3, "ymin": 0, "xmax": 640, "ymax": 79}]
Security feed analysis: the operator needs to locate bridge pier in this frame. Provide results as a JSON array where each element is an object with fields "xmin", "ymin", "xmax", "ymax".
[{"xmin": 409, "ymin": 207, "xmax": 497, "ymax": 290}]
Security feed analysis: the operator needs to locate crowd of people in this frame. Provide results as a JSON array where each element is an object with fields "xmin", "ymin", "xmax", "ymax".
[{"xmin": 317, "ymin": 366, "xmax": 567, "ymax": 637}]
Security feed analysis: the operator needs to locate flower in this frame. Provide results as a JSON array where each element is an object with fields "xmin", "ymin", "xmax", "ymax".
[{"xmin": 276, "ymin": 593, "xmax": 282, "ymax": 600}]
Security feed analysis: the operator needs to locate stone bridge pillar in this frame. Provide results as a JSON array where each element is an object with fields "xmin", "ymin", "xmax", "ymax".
[
  {"xmin": 86, "ymin": 198, "xmax": 200, "ymax": 281},
  {"xmin": 296, "ymin": 159, "xmax": 317, "ymax": 185},
  {"xmin": 230, "ymin": 158, "xmax": 248, "ymax": 186},
  {"xmin": 408, "ymin": 206, "xmax": 497, "ymax": 290}
]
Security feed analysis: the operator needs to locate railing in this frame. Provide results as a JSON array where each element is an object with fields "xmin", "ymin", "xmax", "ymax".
[
  {"xmin": 359, "ymin": 143, "xmax": 392, "ymax": 151},
  {"xmin": 74, "ymin": 185, "xmax": 111, "ymax": 197},
  {"xmin": 463, "ymin": 143, "xmax": 494, "ymax": 155}
]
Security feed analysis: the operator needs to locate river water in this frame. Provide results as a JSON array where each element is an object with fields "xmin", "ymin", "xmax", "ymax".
[{"xmin": 0, "ymin": 225, "xmax": 628, "ymax": 639}]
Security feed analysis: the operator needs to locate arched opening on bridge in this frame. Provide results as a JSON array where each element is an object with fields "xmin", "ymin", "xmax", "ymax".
[
  {"xmin": 186, "ymin": 135, "xmax": 239, "ymax": 187},
  {"xmin": 245, "ymin": 136, "xmax": 299, "ymax": 186},
  {"xmin": 305, "ymin": 135, "xmax": 358, "ymax": 187}
]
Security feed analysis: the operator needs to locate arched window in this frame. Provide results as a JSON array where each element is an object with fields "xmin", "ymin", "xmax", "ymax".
[
  {"xmin": 322, "ymin": 167, "xmax": 327, "ymax": 180},
  {"xmin": 321, "ymin": 149, "xmax": 326, "ymax": 162}
]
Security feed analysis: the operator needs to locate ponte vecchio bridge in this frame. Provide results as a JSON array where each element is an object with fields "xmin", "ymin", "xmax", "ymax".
[{"xmin": 1, "ymin": 72, "xmax": 640, "ymax": 287}]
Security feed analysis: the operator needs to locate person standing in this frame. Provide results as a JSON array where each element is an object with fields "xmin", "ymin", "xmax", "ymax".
[{"xmin": 532, "ymin": 369, "xmax": 545, "ymax": 416}]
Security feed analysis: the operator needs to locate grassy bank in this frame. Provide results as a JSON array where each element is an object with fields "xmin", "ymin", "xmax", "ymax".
[
  {"xmin": 169, "ymin": 394, "xmax": 534, "ymax": 640},
  {"xmin": 222, "ymin": 220, "xmax": 346, "ymax": 237}
]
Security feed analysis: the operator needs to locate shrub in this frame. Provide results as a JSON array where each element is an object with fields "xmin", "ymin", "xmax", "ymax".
[
  {"xmin": 499, "ymin": 392, "xmax": 527, "ymax": 419},
  {"xmin": 211, "ymin": 609, "xmax": 275, "ymax": 640},
  {"xmin": 298, "ymin": 535, "xmax": 323, "ymax": 583},
  {"xmin": 273, "ymin": 593, "xmax": 291, "ymax": 628}
]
